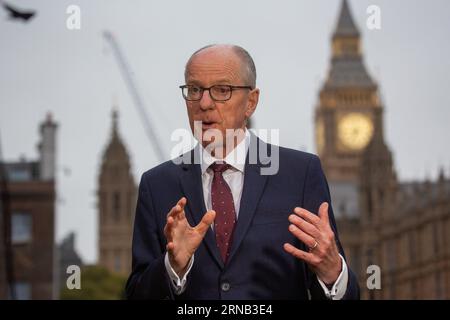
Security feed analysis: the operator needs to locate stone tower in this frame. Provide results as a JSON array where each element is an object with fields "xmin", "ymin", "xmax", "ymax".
[
  {"xmin": 358, "ymin": 107, "xmax": 397, "ymax": 299},
  {"xmin": 315, "ymin": 0, "xmax": 382, "ymax": 184},
  {"xmin": 314, "ymin": 0, "xmax": 395, "ymax": 289},
  {"xmin": 98, "ymin": 109, "xmax": 136, "ymax": 275}
]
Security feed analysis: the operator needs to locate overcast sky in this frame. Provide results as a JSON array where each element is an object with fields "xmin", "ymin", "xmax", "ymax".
[{"xmin": 1, "ymin": 0, "xmax": 449, "ymax": 263}]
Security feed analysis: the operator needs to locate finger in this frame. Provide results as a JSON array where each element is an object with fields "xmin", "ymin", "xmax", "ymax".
[
  {"xmin": 164, "ymin": 216, "xmax": 172, "ymax": 236},
  {"xmin": 318, "ymin": 202, "xmax": 330, "ymax": 227},
  {"xmin": 283, "ymin": 243, "xmax": 318, "ymax": 265},
  {"xmin": 167, "ymin": 204, "xmax": 181, "ymax": 219},
  {"xmin": 178, "ymin": 197, "xmax": 187, "ymax": 207},
  {"xmin": 167, "ymin": 197, "xmax": 187, "ymax": 220},
  {"xmin": 164, "ymin": 216, "xmax": 175, "ymax": 241},
  {"xmin": 288, "ymin": 224, "xmax": 317, "ymax": 249},
  {"xmin": 195, "ymin": 210, "xmax": 216, "ymax": 235},
  {"xmin": 288, "ymin": 214, "xmax": 320, "ymax": 239},
  {"xmin": 293, "ymin": 207, "xmax": 321, "ymax": 227},
  {"xmin": 177, "ymin": 197, "xmax": 187, "ymax": 219}
]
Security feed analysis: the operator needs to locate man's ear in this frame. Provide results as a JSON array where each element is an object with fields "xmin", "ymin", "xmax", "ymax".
[{"xmin": 245, "ymin": 88, "xmax": 260, "ymax": 119}]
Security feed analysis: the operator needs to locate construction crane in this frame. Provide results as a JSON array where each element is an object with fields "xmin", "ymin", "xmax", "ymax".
[{"xmin": 103, "ymin": 31, "xmax": 165, "ymax": 162}]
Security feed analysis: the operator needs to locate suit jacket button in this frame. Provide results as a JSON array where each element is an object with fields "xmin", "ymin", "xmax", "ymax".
[{"xmin": 221, "ymin": 282, "xmax": 231, "ymax": 292}]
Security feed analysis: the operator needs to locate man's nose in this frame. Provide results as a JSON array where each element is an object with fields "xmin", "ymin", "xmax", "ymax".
[{"xmin": 199, "ymin": 89, "xmax": 215, "ymax": 110}]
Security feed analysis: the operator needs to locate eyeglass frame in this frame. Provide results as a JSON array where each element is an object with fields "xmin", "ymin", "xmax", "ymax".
[{"xmin": 179, "ymin": 84, "xmax": 254, "ymax": 102}]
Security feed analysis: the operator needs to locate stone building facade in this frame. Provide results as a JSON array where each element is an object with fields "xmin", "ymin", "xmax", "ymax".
[
  {"xmin": 98, "ymin": 110, "xmax": 136, "ymax": 276},
  {"xmin": 316, "ymin": 0, "xmax": 450, "ymax": 299}
]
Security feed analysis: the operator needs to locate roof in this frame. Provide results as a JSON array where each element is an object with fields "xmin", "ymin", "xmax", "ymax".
[
  {"xmin": 333, "ymin": 0, "xmax": 360, "ymax": 38},
  {"xmin": 101, "ymin": 109, "xmax": 131, "ymax": 166},
  {"xmin": 325, "ymin": 57, "xmax": 376, "ymax": 88}
]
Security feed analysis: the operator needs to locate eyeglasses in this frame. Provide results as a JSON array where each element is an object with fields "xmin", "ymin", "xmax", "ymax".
[{"xmin": 179, "ymin": 84, "xmax": 253, "ymax": 102}]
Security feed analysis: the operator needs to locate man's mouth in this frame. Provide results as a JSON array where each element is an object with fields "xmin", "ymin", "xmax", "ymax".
[{"xmin": 201, "ymin": 121, "xmax": 216, "ymax": 130}]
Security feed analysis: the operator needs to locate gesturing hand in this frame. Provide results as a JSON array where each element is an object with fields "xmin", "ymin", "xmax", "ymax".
[
  {"xmin": 283, "ymin": 202, "xmax": 342, "ymax": 285},
  {"xmin": 164, "ymin": 197, "xmax": 216, "ymax": 277}
]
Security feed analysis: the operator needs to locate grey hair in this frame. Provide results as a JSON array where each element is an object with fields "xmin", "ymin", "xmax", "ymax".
[{"xmin": 184, "ymin": 44, "xmax": 257, "ymax": 88}]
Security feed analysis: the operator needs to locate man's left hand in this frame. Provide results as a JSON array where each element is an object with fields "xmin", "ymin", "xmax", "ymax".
[{"xmin": 283, "ymin": 202, "xmax": 342, "ymax": 285}]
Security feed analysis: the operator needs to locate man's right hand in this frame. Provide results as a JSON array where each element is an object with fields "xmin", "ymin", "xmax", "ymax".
[{"xmin": 164, "ymin": 197, "xmax": 215, "ymax": 277}]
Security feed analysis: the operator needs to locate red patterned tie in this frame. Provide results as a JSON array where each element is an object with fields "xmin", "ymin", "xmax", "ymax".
[{"xmin": 210, "ymin": 162, "xmax": 236, "ymax": 263}]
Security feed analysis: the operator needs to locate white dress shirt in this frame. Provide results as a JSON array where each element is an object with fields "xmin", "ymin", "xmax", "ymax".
[{"xmin": 165, "ymin": 129, "xmax": 348, "ymax": 299}]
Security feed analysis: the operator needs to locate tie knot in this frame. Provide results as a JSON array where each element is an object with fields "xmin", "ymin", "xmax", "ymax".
[{"xmin": 210, "ymin": 162, "xmax": 231, "ymax": 173}]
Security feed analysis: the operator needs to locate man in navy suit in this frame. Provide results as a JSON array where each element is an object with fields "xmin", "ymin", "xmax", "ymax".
[{"xmin": 126, "ymin": 44, "xmax": 360, "ymax": 300}]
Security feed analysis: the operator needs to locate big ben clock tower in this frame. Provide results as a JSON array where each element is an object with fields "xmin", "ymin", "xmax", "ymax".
[
  {"xmin": 314, "ymin": 1, "xmax": 396, "ymax": 294},
  {"xmin": 315, "ymin": 0, "xmax": 385, "ymax": 217}
]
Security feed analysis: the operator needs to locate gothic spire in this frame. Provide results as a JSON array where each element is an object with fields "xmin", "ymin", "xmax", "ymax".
[
  {"xmin": 111, "ymin": 106, "xmax": 119, "ymax": 138},
  {"xmin": 333, "ymin": 0, "xmax": 360, "ymax": 39},
  {"xmin": 101, "ymin": 107, "xmax": 130, "ymax": 167},
  {"xmin": 325, "ymin": 0, "xmax": 375, "ymax": 89}
]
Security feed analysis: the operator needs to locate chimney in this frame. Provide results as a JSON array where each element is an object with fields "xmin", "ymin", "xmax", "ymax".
[{"xmin": 38, "ymin": 112, "xmax": 58, "ymax": 181}]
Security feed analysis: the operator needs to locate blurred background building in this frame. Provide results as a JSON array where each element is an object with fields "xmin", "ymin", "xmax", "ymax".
[
  {"xmin": 97, "ymin": 110, "xmax": 136, "ymax": 276},
  {"xmin": 0, "ymin": 114, "xmax": 57, "ymax": 299},
  {"xmin": 58, "ymin": 231, "xmax": 83, "ymax": 291},
  {"xmin": 315, "ymin": 0, "xmax": 450, "ymax": 299}
]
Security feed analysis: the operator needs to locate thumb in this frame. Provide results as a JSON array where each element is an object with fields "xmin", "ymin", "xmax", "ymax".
[
  {"xmin": 318, "ymin": 202, "xmax": 330, "ymax": 226},
  {"xmin": 196, "ymin": 210, "xmax": 216, "ymax": 235}
]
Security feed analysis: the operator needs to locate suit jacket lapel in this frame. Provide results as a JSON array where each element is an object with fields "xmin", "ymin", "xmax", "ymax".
[
  {"xmin": 179, "ymin": 150, "xmax": 224, "ymax": 269},
  {"xmin": 227, "ymin": 133, "xmax": 269, "ymax": 263}
]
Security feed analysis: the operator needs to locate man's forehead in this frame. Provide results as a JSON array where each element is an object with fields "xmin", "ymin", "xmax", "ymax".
[{"xmin": 186, "ymin": 49, "xmax": 242, "ymax": 82}]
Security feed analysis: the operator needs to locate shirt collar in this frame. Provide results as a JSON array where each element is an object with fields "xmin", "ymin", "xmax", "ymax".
[{"xmin": 199, "ymin": 129, "xmax": 250, "ymax": 174}]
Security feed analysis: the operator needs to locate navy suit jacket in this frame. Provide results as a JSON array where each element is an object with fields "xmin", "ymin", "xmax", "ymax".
[{"xmin": 126, "ymin": 134, "xmax": 360, "ymax": 300}]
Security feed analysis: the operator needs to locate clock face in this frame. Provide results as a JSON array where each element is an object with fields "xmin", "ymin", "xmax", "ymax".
[{"xmin": 338, "ymin": 113, "xmax": 374, "ymax": 150}]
